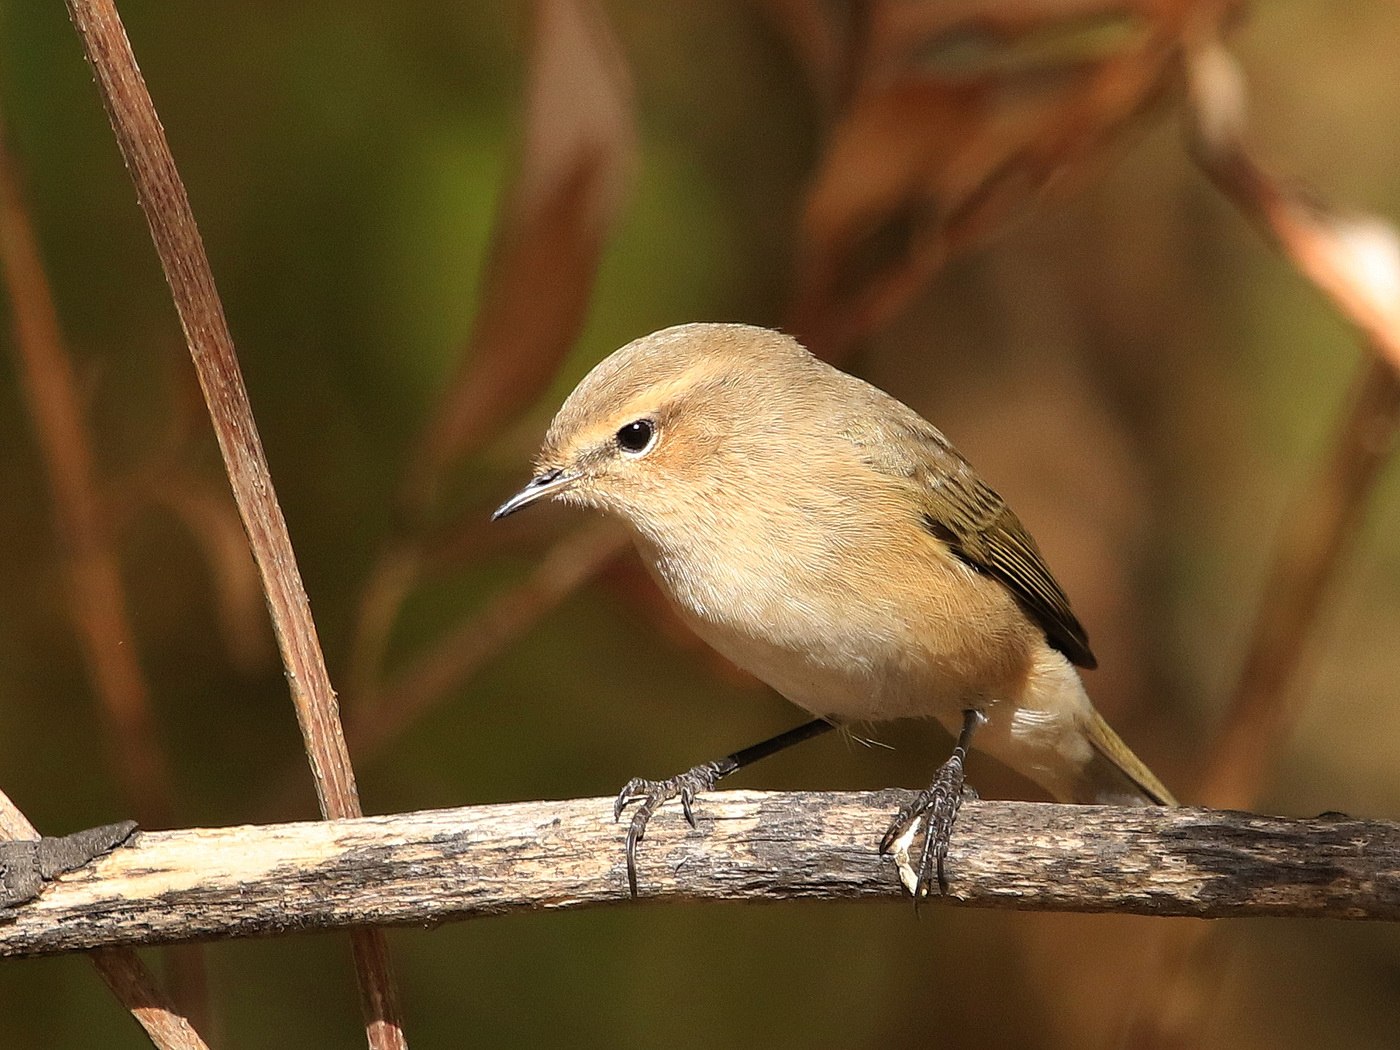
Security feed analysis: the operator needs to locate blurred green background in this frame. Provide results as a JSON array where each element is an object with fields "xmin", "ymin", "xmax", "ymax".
[{"xmin": 2, "ymin": 2, "xmax": 1400, "ymax": 1048}]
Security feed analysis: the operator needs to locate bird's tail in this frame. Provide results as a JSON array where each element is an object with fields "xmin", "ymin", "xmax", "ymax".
[
  {"xmin": 973, "ymin": 649, "xmax": 1177, "ymax": 807},
  {"xmin": 1074, "ymin": 708, "xmax": 1177, "ymax": 807}
]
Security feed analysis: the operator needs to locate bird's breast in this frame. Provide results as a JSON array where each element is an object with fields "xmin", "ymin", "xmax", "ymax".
[{"xmin": 631, "ymin": 506, "xmax": 1037, "ymax": 724}]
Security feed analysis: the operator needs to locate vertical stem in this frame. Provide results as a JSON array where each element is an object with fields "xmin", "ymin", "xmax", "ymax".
[{"xmin": 1124, "ymin": 30, "xmax": 1400, "ymax": 1050}]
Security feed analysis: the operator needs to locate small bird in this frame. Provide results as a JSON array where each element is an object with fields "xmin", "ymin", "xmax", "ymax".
[{"xmin": 494, "ymin": 323, "xmax": 1175, "ymax": 898}]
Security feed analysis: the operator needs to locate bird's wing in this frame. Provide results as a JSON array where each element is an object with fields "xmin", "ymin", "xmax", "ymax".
[{"xmin": 859, "ymin": 416, "xmax": 1097, "ymax": 670}]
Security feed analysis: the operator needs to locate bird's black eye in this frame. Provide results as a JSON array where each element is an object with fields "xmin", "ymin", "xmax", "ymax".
[{"xmin": 616, "ymin": 419, "xmax": 655, "ymax": 455}]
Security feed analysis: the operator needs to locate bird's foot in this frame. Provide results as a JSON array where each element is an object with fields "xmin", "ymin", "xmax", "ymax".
[
  {"xmin": 613, "ymin": 761, "xmax": 725, "ymax": 897},
  {"xmin": 879, "ymin": 753, "xmax": 977, "ymax": 903}
]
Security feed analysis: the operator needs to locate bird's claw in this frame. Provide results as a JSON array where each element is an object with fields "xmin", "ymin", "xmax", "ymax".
[
  {"xmin": 613, "ymin": 763, "xmax": 723, "ymax": 897},
  {"xmin": 879, "ymin": 753, "xmax": 976, "ymax": 904}
]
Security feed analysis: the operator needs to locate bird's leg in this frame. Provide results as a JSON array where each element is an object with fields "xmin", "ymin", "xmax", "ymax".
[
  {"xmin": 614, "ymin": 718, "xmax": 835, "ymax": 896},
  {"xmin": 880, "ymin": 708, "xmax": 986, "ymax": 901}
]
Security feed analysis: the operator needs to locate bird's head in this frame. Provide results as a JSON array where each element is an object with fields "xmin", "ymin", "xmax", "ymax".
[{"xmin": 493, "ymin": 323, "xmax": 823, "ymax": 539}]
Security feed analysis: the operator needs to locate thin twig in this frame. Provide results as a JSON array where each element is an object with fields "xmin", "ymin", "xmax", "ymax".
[
  {"xmin": 0, "ymin": 115, "xmax": 175, "ymax": 828},
  {"xmin": 140, "ymin": 471, "xmax": 273, "ymax": 675},
  {"xmin": 1188, "ymin": 36, "xmax": 1400, "ymax": 808},
  {"xmin": 353, "ymin": 523, "xmax": 626, "ymax": 755},
  {"xmin": 2, "ymin": 794, "xmax": 1397, "ymax": 961},
  {"xmin": 1201, "ymin": 357, "xmax": 1400, "ymax": 809},
  {"xmin": 0, "ymin": 110, "xmax": 219, "ymax": 1033},
  {"xmin": 62, "ymin": 3, "xmax": 405, "ymax": 1046},
  {"xmin": 255, "ymin": 523, "xmax": 625, "ymax": 819},
  {"xmin": 346, "ymin": 543, "xmax": 423, "ymax": 712},
  {"xmin": 0, "ymin": 788, "xmax": 209, "ymax": 1049},
  {"xmin": 1186, "ymin": 25, "xmax": 1400, "ymax": 881}
]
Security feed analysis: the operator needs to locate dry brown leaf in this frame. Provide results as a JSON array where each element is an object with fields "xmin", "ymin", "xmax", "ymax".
[
  {"xmin": 406, "ymin": 0, "xmax": 636, "ymax": 511},
  {"xmin": 349, "ymin": 1, "xmax": 636, "ymax": 706},
  {"xmin": 787, "ymin": 0, "xmax": 1198, "ymax": 357}
]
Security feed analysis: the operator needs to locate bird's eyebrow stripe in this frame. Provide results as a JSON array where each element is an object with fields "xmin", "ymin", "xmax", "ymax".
[{"xmin": 606, "ymin": 356, "xmax": 737, "ymax": 431}]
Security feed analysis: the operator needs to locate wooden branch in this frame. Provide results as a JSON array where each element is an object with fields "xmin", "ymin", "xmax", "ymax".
[
  {"xmin": 0, "ymin": 789, "xmax": 209, "ymax": 1049},
  {"xmin": 2, "ymin": 792, "xmax": 1395, "ymax": 959},
  {"xmin": 63, "ymin": 2, "xmax": 405, "ymax": 1045}
]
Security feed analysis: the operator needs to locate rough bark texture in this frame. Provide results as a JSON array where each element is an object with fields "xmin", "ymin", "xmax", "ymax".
[
  {"xmin": 0, "ymin": 821, "xmax": 138, "ymax": 914},
  {"xmin": 1, "ymin": 792, "xmax": 1394, "ymax": 958},
  {"xmin": 0, "ymin": 794, "xmax": 208, "ymax": 1049}
]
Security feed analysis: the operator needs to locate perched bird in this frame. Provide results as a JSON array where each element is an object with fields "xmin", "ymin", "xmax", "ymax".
[{"xmin": 494, "ymin": 323, "xmax": 1175, "ymax": 897}]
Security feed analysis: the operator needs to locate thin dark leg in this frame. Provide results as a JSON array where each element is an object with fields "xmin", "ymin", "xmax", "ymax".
[
  {"xmin": 614, "ymin": 718, "xmax": 835, "ymax": 896},
  {"xmin": 879, "ymin": 708, "xmax": 985, "ymax": 902},
  {"xmin": 710, "ymin": 718, "xmax": 837, "ymax": 778}
]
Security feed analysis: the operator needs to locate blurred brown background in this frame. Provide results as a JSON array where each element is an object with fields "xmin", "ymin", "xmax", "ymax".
[{"xmin": 2, "ymin": 1, "xmax": 1399, "ymax": 1048}]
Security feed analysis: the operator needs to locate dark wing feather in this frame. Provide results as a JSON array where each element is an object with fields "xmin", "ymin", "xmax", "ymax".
[{"xmin": 861, "ymin": 417, "xmax": 1097, "ymax": 669}]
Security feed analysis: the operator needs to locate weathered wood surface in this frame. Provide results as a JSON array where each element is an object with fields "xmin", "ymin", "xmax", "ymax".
[{"xmin": 2, "ymin": 792, "xmax": 1395, "ymax": 958}]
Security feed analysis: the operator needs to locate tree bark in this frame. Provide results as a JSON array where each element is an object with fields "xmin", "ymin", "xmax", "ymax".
[{"xmin": 1, "ymin": 791, "xmax": 1395, "ymax": 959}]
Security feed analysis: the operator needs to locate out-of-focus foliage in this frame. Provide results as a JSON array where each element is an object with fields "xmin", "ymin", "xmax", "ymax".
[{"xmin": 1, "ymin": 2, "xmax": 1399, "ymax": 1048}]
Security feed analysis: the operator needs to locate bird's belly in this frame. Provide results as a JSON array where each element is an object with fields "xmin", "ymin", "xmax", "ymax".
[
  {"xmin": 637, "ymin": 526, "xmax": 1038, "ymax": 725},
  {"xmin": 662, "ymin": 573, "xmax": 1026, "ymax": 726},
  {"xmin": 688, "ymin": 618, "xmax": 941, "ymax": 723}
]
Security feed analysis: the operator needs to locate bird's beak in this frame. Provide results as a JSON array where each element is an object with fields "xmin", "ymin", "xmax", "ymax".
[{"xmin": 491, "ymin": 467, "xmax": 578, "ymax": 521}]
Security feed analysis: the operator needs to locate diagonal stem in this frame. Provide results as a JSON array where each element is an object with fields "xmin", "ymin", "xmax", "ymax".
[
  {"xmin": 62, "ymin": 2, "xmax": 407, "ymax": 1046},
  {"xmin": 0, "ymin": 115, "xmax": 175, "ymax": 828},
  {"xmin": 0, "ymin": 788, "xmax": 210, "ymax": 1049},
  {"xmin": 0, "ymin": 103, "xmax": 219, "ymax": 1038},
  {"xmin": 1123, "ymin": 27, "xmax": 1400, "ymax": 1050}
]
